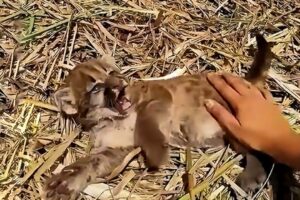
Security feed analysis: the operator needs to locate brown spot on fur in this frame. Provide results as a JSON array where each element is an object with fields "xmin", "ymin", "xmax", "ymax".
[
  {"xmin": 169, "ymin": 84, "xmax": 176, "ymax": 91},
  {"xmin": 87, "ymin": 176, "xmax": 91, "ymax": 182},
  {"xmin": 92, "ymin": 157, "xmax": 101, "ymax": 168},
  {"xmin": 203, "ymin": 88, "xmax": 213, "ymax": 97},
  {"xmin": 193, "ymin": 94, "xmax": 201, "ymax": 107},
  {"xmin": 57, "ymin": 185, "xmax": 71, "ymax": 195},
  {"xmin": 185, "ymin": 86, "xmax": 192, "ymax": 93},
  {"xmin": 187, "ymin": 79, "xmax": 200, "ymax": 86}
]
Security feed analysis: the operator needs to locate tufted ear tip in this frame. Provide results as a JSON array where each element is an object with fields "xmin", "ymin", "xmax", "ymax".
[{"xmin": 97, "ymin": 54, "xmax": 121, "ymax": 73}]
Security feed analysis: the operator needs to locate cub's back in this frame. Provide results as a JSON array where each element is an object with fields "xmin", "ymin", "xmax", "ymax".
[{"xmin": 153, "ymin": 74, "xmax": 230, "ymax": 111}]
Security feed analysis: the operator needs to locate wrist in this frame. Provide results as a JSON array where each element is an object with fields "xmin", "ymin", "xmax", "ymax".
[{"xmin": 268, "ymin": 129, "xmax": 300, "ymax": 169}]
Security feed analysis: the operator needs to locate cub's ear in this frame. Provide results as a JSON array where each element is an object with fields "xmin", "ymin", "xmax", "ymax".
[
  {"xmin": 96, "ymin": 54, "xmax": 120, "ymax": 73},
  {"xmin": 54, "ymin": 87, "xmax": 78, "ymax": 115}
]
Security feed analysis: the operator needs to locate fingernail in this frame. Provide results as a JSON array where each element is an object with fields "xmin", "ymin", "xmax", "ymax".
[
  {"xmin": 204, "ymin": 99, "xmax": 214, "ymax": 109},
  {"xmin": 217, "ymin": 71, "xmax": 225, "ymax": 75},
  {"xmin": 207, "ymin": 73, "xmax": 216, "ymax": 80},
  {"xmin": 207, "ymin": 73, "xmax": 213, "ymax": 78}
]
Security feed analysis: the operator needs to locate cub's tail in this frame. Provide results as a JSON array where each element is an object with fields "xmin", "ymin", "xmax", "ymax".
[{"xmin": 245, "ymin": 33, "xmax": 273, "ymax": 87}]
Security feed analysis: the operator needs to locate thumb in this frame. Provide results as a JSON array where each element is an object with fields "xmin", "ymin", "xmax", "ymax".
[{"xmin": 204, "ymin": 99, "xmax": 241, "ymax": 133}]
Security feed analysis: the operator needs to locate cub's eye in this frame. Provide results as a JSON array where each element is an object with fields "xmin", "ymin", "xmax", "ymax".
[{"xmin": 91, "ymin": 83, "xmax": 105, "ymax": 93}]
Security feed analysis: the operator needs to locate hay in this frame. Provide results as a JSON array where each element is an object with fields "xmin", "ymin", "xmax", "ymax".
[{"xmin": 0, "ymin": 0, "xmax": 299, "ymax": 199}]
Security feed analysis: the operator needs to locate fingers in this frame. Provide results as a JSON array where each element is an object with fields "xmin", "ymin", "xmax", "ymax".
[
  {"xmin": 207, "ymin": 74, "xmax": 241, "ymax": 108},
  {"xmin": 222, "ymin": 73, "xmax": 252, "ymax": 95},
  {"xmin": 222, "ymin": 73, "xmax": 264, "ymax": 98},
  {"xmin": 204, "ymin": 99, "xmax": 241, "ymax": 134}
]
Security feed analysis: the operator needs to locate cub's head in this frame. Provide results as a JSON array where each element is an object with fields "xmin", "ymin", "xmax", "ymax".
[{"xmin": 54, "ymin": 55, "xmax": 128, "ymax": 120}]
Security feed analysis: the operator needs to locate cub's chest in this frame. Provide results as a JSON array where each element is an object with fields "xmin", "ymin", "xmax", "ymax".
[{"xmin": 91, "ymin": 112, "xmax": 137, "ymax": 150}]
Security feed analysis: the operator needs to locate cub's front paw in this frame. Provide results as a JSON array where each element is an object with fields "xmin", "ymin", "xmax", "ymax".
[{"xmin": 42, "ymin": 162, "xmax": 91, "ymax": 200}]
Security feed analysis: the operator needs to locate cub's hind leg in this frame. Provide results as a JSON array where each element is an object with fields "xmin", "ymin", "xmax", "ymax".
[
  {"xmin": 42, "ymin": 147, "xmax": 134, "ymax": 200},
  {"xmin": 236, "ymin": 152, "xmax": 268, "ymax": 193},
  {"xmin": 239, "ymin": 152, "xmax": 296, "ymax": 200}
]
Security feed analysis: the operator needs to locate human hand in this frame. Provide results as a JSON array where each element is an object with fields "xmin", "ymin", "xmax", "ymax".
[{"xmin": 205, "ymin": 73, "xmax": 300, "ymax": 169}]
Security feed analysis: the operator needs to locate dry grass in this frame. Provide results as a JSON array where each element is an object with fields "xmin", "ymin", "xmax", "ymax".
[{"xmin": 0, "ymin": 0, "xmax": 300, "ymax": 199}]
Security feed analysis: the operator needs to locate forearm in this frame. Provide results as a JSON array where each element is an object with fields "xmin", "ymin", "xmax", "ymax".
[{"xmin": 269, "ymin": 130, "xmax": 300, "ymax": 169}]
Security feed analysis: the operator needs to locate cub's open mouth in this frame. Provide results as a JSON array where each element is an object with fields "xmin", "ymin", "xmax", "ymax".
[
  {"xmin": 115, "ymin": 96, "xmax": 131, "ymax": 114},
  {"xmin": 115, "ymin": 87, "xmax": 132, "ymax": 114}
]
